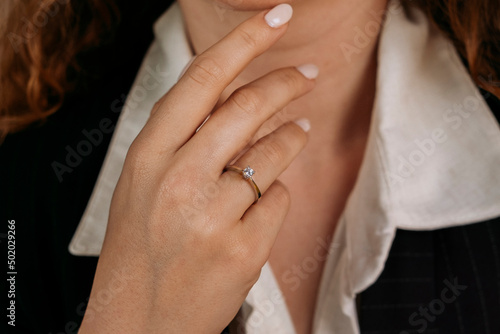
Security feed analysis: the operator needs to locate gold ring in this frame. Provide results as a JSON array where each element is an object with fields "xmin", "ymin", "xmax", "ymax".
[{"xmin": 224, "ymin": 165, "xmax": 262, "ymax": 204}]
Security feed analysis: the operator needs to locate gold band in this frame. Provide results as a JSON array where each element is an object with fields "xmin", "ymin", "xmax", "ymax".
[{"xmin": 224, "ymin": 165, "xmax": 262, "ymax": 204}]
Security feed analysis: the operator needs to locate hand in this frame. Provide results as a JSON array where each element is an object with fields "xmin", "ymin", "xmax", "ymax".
[{"xmin": 79, "ymin": 4, "xmax": 316, "ymax": 333}]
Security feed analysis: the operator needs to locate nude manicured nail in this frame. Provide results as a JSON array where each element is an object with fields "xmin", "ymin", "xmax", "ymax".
[
  {"xmin": 265, "ymin": 4, "xmax": 293, "ymax": 28},
  {"xmin": 296, "ymin": 64, "xmax": 319, "ymax": 79},
  {"xmin": 294, "ymin": 118, "xmax": 311, "ymax": 132}
]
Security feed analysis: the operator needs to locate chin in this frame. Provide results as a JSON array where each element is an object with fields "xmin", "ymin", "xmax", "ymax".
[{"xmin": 213, "ymin": 0, "xmax": 294, "ymax": 11}]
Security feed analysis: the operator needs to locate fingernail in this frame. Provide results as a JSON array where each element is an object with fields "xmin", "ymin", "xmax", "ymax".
[
  {"xmin": 178, "ymin": 56, "xmax": 197, "ymax": 80},
  {"xmin": 294, "ymin": 118, "xmax": 311, "ymax": 132},
  {"xmin": 296, "ymin": 64, "xmax": 319, "ymax": 79},
  {"xmin": 265, "ymin": 4, "xmax": 293, "ymax": 28}
]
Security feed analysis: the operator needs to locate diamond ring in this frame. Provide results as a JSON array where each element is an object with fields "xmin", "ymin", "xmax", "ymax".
[{"xmin": 224, "ymin": 165, "xmax": 262, "ymax": 204}]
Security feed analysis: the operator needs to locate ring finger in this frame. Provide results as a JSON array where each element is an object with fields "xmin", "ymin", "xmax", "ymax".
[{"xmin": 217, "ymin": 118, "xmax": 310, "ymax": 222}]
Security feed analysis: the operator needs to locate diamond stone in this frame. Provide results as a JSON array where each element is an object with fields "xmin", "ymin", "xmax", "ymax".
[{"xmin": 242, "ymin": 166, "xmax": 255, "ymax": 179}]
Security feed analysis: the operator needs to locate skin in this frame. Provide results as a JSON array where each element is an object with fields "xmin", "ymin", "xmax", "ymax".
[
  {"xmin": 80, "ymin": 1, "xmax": 386, "ymax": 333},
  {"xmin": 179, "ymin": 1, "xmax": 386, "ymax": 332}
]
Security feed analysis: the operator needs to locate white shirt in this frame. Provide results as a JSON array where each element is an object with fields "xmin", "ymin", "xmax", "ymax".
[{"xmin": 68, "ymin": 1, "xmax": 500, "ymax": 333}]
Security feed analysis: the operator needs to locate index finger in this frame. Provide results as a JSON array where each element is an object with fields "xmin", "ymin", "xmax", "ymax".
[{"xmin": 141, "ymin": 4, "xmax": 294, "ymax": 152}]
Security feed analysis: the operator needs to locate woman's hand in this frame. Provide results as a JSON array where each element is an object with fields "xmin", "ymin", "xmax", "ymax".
[{"xmin": 79, "ymin": 4, "xmax": 316, "ymax": 333}]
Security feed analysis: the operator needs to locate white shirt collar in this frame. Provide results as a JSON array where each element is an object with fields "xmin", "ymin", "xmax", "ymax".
[{"xmin": 69, "ymin": 1, "xmax": 500, "ymax": 333}]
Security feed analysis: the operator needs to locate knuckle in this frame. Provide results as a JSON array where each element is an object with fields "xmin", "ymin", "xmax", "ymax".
[
  {"xmin": 277, "ymin": 68, "xmax": 304, "ymax": 90},
  {"xmin": 244, "ymin": 269, "xmax": 261, "ymax": 288},
  {"xmin": 121, "ymin": 146, "xmax": 153, "ymax": 188},
  {"xmin": 150, "ymin": 96, "xmax": 165, "ymax": 116},
  {"xmin": 125, "ymin": 140, "xmax": 149, "ymax": 171},
  {"xmin": 160, "ymin": 169, "xmax": 199, "ymax": 201},
  {"xmin": 260, "ymin": 139, "xmax": 287, "ymax": 166},
  {"xmin": 271, "ymin": 182, "xmax": 291, "ymax": 208},
  {"xmin": 237, "ymin": 27, "xmax": 260, "ymax": 49},
  {"xmin": 158, "ymin": 166, "xmax": 219, "ymax": 219},
  {"xmin": 226, "ymin": 238, "xmax": 261, "ymax": 271},
  {"xmin": 186, "ymin": 56, "xmax": 226, "ymax": 86},
  {"xmin": 230, "ymin": 86, "xmax": 265, "ymax": 117}
]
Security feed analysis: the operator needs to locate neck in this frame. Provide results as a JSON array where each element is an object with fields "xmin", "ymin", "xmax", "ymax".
[{"xmin": 178, "ymin": 0, "xmax": 388, "ymax": 157}]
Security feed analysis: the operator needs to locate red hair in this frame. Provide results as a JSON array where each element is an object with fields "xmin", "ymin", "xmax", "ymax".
[{"xmin": 0, "ymin": 0, "xmax": 118, "ymax": 140}]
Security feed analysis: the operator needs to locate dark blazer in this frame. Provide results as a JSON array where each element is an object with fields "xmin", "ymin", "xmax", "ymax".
[
  {"xmin": 358, "ymin": 216, "xmax": 500, "ymax": 333},
  {"xmin": 356, "ymin": 88, "xmax": 500, "ymax": 334},
  {"xmin": 1, "ymin": 1, "xmax": 499, "ymax": 333}
]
